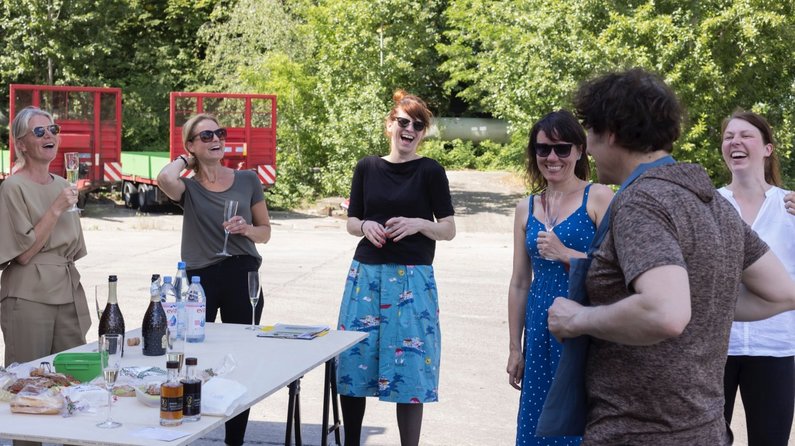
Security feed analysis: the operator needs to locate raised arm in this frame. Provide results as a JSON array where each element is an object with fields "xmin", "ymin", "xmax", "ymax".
[
  {"xmin": 156, "ymin": 155, "xmax": 192, "ymax": 201},
  {"xmin": 15, "ymin": 186, "xmax": 79, "ymax": 265}
]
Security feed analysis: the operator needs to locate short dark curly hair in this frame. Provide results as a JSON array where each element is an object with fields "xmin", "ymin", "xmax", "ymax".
[{"xmin": 574, "ymin": 68, "xmax": 682, "ymax": 153}]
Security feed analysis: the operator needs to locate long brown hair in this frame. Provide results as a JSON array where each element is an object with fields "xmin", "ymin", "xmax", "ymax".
[{"xmin": 721, "ymin": 110, "xmax": 781, "ymax": 186}]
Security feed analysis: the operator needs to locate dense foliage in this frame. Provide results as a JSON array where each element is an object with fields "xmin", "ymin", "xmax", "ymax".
[{"xmin": 2, "ymin": 0, "xmax": 794, "ymax": 206}]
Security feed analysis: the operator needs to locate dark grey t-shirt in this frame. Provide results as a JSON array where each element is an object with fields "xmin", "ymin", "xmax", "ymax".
[
  {"xmin": 179, "ymin": 170, "xmax": 264, "ymax": 269},
  {"xmin": 584, "ymin": 164, "xmax": 768, "ymax": 445}
]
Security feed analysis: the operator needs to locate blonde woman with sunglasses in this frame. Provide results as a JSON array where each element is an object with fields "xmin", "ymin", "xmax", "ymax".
[
  {"xmin": 0, "ymin": 106, "xmax": 90, "ymax": 369},
  {"xmin": 157, "ymin": 113, "xmax": 271, "ymax": 446}
]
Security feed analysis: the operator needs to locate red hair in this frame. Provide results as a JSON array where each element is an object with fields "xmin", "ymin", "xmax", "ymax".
[{"xmin": 385, "ymin": 89, "xmax": 432, "ymax": 129}]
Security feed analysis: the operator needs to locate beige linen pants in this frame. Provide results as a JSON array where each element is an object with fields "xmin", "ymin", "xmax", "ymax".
[{"xmin": 1, "ymin": 297, "xmax": 86, "ymax": 365}]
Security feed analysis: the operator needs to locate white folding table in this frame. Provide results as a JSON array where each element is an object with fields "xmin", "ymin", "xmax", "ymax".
[{"xmin": 0, "ymin": 323, "xmax": 365, "ymax": 445}]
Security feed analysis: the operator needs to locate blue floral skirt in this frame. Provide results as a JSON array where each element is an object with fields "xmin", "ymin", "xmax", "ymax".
[{"xmin": 336, "ymin": 260, "xmax": 441, "ymax": 403}]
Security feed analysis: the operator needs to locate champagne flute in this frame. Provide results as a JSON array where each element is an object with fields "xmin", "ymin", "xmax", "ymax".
[
  {"xmin": 542, "ymin": 190, "xmax": 564, "ymax": 260},
  {"xmin": 64, "ymin": 152, "xmax": 80, "ymax": 212},
  {"xmin": 216, "ymin": 199, "xmax": 239, "ymax": 256},
  {"xmin": 246, "ymin": 271, "xmax": 261, "ymax": 330},
  {"xmin": 97, "ymin": 334, "xmax": 123, "ymax": 429}
]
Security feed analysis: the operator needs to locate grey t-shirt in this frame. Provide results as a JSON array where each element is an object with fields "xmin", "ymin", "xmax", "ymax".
[
  {"xmin": 179, "ymin": 170, "xmax": 264, "ymax": 269},
  {"xmin": 584, "ymin": 164, "xmax": 768, "ymax": 445}
]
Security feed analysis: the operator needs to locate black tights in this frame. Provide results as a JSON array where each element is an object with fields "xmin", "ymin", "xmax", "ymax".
[
  {"xmin": 724, "ymin": 355, "xmax": 794, "ymax": 446},
  {"xmin": 340, "ymin": 396, "xmax": 424, "ymax": 446}
]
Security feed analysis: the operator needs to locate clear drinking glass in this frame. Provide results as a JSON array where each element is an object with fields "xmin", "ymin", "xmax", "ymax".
[
  {"xmin": 246, "ymin": 271, "xmax": 261, "ymax": 330},
  {"xmin": 97, "ymin": 334, "xmax": 123, "ymax": 428},
  {"xmin": 64, "ymin": 152, "xmax": 80, "ymax": 212},
  {"xmin": 166, "ymin": 327, "xmax": 185, "ymax": 375},
  {"xmin": 216, "ymin": 199, "xmax": 239, "ymax": 256},
  {"xmin": 541, "ymin": 190, "xmax": 564, "ymax": 260}
]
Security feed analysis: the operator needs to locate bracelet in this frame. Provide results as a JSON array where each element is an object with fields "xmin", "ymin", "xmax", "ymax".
[
  {"xmin": 360, "ymin": 220, "xmax": 367, "ymax": 236},
  {"xmin": 177, "ymin": 155, "xmax": 189, "ymax": 167}
]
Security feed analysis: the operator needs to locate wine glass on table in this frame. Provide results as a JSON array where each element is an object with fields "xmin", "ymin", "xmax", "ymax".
[
  {"xmin": 64, "ymin": 152, "xmax": 80, "ymax": 212},
  {"xmin": 246, "ymin": 271, "xmax": 262, "ymax": 330},
  {"xmin": 216, "ymin": 199, "xmax": 239, "ymax": 256},
  {"xmin": 542, "ymin": 190, "xmax": 564, "ymax": 260},
  {"xmin": 97, "ymin": 333, "xmax": 123, "ymax": 428}
]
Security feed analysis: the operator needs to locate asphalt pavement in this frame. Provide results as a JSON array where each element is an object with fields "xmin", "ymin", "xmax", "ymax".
[{"xmin": 0, "ymin": 170, "xmax": 762, "ymax": 445}]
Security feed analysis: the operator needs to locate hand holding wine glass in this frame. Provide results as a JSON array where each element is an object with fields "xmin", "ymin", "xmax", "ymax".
[
  {"xmin": 64, "ymin": 152, "xmax": 80, "ymax": 212},
  {"xmin": 541, "ymin": 190, "xmax": 564, "ymax": 260},
  {"xmin": 216, "ymin": 199, "xmax": 239, "ymax": 257},
  {"xmin": 246, "ymin": 271, "xmax": 262, "ymax": 330},
  {"xmin": 97, "ymin": 333, "xmax": 123, "ymax": 429}
]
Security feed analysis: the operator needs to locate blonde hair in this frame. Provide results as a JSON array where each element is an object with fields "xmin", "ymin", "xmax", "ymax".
[
  {"xmin": 11, "ymin": 106, "xmax": 55, "ymax": 169},
  {"xmin": 181, "ymin": 113, "xmax": 221, "ymax": 177}
]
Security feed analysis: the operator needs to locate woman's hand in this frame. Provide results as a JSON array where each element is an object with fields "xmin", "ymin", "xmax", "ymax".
[
  {"xmin": 785, "ymin": 191, "xmax": 795, "ymax": 216},
  {"xmin": 536, "ymin": 230, "xmax": 567, "ymax": 262},
  {"xmin": 384, "ymin": 216, "xmax": 425, "ymax": 242},
  {"xmin": 224, "ymin": 216, "xmax": 251, "ymax": 236},
  {"xmin": 362, "ymin": 220, "xmax": 388, "ymax": 248},
  {"xmin": 52, "ymin": 186, "xmax": 79, "ymax": 216},
  {"xmin": 506, "ymin": 350, "xmax": 525, "ymax": 390}
]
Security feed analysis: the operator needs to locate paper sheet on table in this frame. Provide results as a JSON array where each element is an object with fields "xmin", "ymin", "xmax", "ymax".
[
  {"xmin": 201, "ymin": 377, "xmax": 247, "ymax": 416},
  {"xmin": 131, "ymin": 427, "xmax": 191, "ymax": 441}
]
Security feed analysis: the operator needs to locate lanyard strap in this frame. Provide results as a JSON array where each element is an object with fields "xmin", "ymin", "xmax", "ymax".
[{"xmin": 587, "ymin": 155, "xmax": 676, "ymax": 255}]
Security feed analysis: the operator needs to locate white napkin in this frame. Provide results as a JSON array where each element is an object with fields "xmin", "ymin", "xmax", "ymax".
[{"xmin": 201, "ymin": 377, "xmax": 247, "ymax": 416}]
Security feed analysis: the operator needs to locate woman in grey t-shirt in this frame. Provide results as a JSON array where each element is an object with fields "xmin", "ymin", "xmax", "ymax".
[{"xmin": 157, "ymin": 113, "xmax": 271, "ymax": 446}]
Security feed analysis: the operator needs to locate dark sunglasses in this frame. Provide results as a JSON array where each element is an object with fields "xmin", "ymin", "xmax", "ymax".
[
  {"xmin": 190, "ymin": 128, "xmax": 227, "ymax": 142},
  {"xmin": 30, "ymin": 125, "xmax": 61, "ymax": 138},
  {"xmin": 395, "ymin": 117, "xmax": 426, "ymax": 132},
  {"xmin": 534, "ymin": 143, "xmax": 573, "ymax": 158}
]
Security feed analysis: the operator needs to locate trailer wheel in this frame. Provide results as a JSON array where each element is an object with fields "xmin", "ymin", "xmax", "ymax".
[
  {"xmin": 122, "ymin": 181, "xmax": 139, "ymax": 209},
  {"xmin": 138, "ymin": 184, "xmax": 152, "ymax": 213}
]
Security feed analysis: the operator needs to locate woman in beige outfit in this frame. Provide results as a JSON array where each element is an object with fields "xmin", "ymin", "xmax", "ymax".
[{"xmin": 0, "ymin": 106, "xmax": 90, "ymax": 366}]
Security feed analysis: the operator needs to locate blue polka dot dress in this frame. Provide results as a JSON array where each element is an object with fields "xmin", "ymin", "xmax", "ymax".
[{"xmin": 516, "ymin": 185, "xmax": 594, "ymax": 445}]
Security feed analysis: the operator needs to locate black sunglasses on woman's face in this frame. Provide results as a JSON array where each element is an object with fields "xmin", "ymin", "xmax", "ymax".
[
  {"xmin": 534, "ymin": 143, "xmax": 573, "ymax": 158},
  {"xmin": 395, "ymin": 116, "xmax": 426, "ymax": 132},
  {"xmin": 190, "ymin": 128, "xmax": 227, "ymax": 142},
  {"xmin": 30, "ymin": 125, "xmax": 61, "ymax": 138}
]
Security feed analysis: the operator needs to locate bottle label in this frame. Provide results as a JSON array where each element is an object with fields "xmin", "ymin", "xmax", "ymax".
[
  {"xmin": 162, "ymin": 302, "xmax": 178, "ymax": 331},
  {"xmin": 185, "ymin": 303, "xmax": 205, "ymax": 335},
  {"xmin": 161, "ymin": 396, "xmax": 183, "ymax": 412}
]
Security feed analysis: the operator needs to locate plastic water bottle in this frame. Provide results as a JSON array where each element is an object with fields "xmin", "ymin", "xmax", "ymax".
[
  {"xmin": 174, "ymin": 262, "xmax": 190, "ymax": 339},
  {"xmin": 174, "ymin": 261, "xmax": 189, "ymax": 302},
  {"xmin": 185, "ymin": 276, "xmax": 206, "ymax": 343},
  {"xmin": 160, "ymin": 277, "xmax": 180, "ymax": 339}
]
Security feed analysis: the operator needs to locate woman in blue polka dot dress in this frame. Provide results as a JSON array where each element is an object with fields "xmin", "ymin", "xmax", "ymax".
[{"xmin": 507, "ymin": 110, "xmax": 613, "ymax": 445}]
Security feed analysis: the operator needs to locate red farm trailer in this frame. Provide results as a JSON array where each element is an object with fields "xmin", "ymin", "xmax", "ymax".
[
  {"xmin": 120, "ymin": 91, "xmax": 277, "ymax": 211},
  {"xmin": 6, "ymin": 84, "xmax": 123, "ymax": 206},
  {"xmin": 3, "ymin": 86, "xmax": 277, "ymax": 212}
]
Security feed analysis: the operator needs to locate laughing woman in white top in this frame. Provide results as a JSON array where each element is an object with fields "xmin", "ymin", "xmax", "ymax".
[{"xmin": 719, "ymin": 110, "xmax": 795, "ymax": 446}]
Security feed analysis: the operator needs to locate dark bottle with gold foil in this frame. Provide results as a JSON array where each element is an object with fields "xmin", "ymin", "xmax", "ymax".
[
  {"xmin": 98, "ymin": 275, "xmax": 126, "ymax": 356},
  {"xmin": 142, "ymin": 274, "xmax": 167, "ymax": 356}
]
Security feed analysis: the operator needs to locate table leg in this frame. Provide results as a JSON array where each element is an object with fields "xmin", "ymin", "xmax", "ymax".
[
  {"xmin": 285, "ymin": 379, "xmax": 303, "ymax": 446},
  {"xmin": 321, "ymin": 357, "xmax": 343, "ymax": 446}
]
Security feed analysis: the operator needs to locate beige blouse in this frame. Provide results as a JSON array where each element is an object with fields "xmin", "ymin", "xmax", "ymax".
[{"xmin": 0, "ymin": 173, "xmax": 91, "ymax": 336}]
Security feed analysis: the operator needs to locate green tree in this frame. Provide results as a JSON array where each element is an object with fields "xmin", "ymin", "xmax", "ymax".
[{"xmin": 439, "ymin": 0, "xmax": 795, "ymax": 186}]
